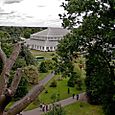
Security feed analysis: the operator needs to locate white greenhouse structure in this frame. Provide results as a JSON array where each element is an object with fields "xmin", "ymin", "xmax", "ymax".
[{"xmin": 25, "ymin": 27, "xmax": 69, "ymax": 51}]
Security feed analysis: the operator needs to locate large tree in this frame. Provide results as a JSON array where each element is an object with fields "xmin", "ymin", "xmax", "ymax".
[
  {"xmin": 0, "ymin": 41, "xmax": 44, "ymax": 115},
  {"xmin": 58, "ymin": 0, "xmax": 115, "ymax": 114}
]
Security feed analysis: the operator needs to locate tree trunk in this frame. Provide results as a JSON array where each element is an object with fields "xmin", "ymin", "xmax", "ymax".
[{"xmin": 6, "ymin": 85, "xmax": 44, "ymax": 115}]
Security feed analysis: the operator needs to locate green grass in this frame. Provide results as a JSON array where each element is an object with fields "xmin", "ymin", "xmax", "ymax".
[
  {"xmin": 26, "ymin": 75, "xmax": 85, "ymax": 110},
  {"xmin": 6, "ymin": 101, "xmax": 14, "ymax": 111},
  {"xmin": 38, "ymin": 75, "xmax": 85, "ymax": 104},
  {"xmin": 31, "ymin": 50, "xmax": 55, "ymax": 59},
  {"xmin": 39, "ymin": 71, "xmax": 51, "ymax": 81},
  {"xmin": 64, "ymin": 101, "xmax": 104, "ymax": 115}
]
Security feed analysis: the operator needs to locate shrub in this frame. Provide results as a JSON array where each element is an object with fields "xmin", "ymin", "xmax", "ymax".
[
  {"xmin": 39, "ymin": 61, "xmax": 48, "ymax": 73},
  {"xmin": 67, "ymin": 78, "xmax": 75, "ymax": 87},
  {"xmin": 50, "ymin": 80, "xmax": 57, "ymax": 87}
]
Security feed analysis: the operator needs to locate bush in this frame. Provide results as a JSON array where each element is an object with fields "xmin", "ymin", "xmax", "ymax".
[
  {"xmin": 39, "ymin": 61, "xmax": 48, "ymax": 73},
  {"xmin": 23, "ymin": 65, "xmax": 39, "ymax": 84},
  {"xmin": 67, "ymin": 78, "xmax": 75, "ymax": 87},
  {"xmin": 76, "ymin": 79, "xmax": 82, "ymax": 90},
  {"xmin": 50, "ymin": 80, "xmax": 57, "ymax": 87}
]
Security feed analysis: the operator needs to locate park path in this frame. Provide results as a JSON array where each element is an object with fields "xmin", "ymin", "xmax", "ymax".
[
  {"xmin": 22, "ymin": 92, "xmax": 86, "ymax": 115},
  {"xmin": 22, "ymin": 71, "xmax": 86, "ymax": 115},
  {"xmin": 39, "ymin": 71, "xmax": 55, "ymax": 86}
]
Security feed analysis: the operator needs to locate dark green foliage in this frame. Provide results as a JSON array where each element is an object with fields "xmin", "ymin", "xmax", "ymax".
[
  {"xmin": 46, "ymin": 104, "xmax": 66, "ymax": 115},
  {"xmin": 20, "ymin": 46, "xmax": 36, "ymax": 66},
  {"xmin": 39, "ymin": 61, "xmax": 48, "ymax": 73},
  {"xmin": 67, "ymin": 72, "xmax": 82, "ymax": 88},
  {"xmin": 12, "ymin": 58, "xmax": 27, "ymax": 70},
  {"xmin": 0, "ymin": 26, "xmax": 46, "ymax": 39},
  {"xmin": 67, "ymin": 77, "xmax": 75, "ymax": 87},
  {"xmin": 13, "ymin": 75, "xmax": 29, "ymax": 100},
  {"xmin": 0, "ymin": 27, "xmax": 39, "ymax": 101},
  {"xmin": 8, "ymin": 71, "xmax": 29, "ymax": 101},
  {"xmin": 45, "ymin": 60, "xmax": 54, "ymax": 70},
  {"xmin": 59, "ymin": 0, "xmax": 115, "ymax": 114},
  {"xmin": 85, "ymin": 48, "xmax": 114, "ymax": 104},
  {"xmin": 50, "ymin": 80, "xmax": 57, "ymax": 87},
  {"xmin": 39, "ymin": 60, "xmax": 54, "ymax": 73}
]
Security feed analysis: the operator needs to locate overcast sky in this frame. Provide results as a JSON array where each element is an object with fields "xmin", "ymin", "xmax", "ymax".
[{"xmin": 0, "ymin": 0, "xmax": 65, "ymax": 27}]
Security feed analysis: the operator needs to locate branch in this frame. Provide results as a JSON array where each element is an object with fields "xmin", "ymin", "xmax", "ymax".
[
  {"xmin": 6, "ymin": 85, "xmax": 44, "ymax": 115},
  {"xmin": 0, "ymin": 42, "xmax": 7, "ymax": 65},
  {"xmin": 0, "ymin": 43, "xmax": 22, "ymax": 95},
  {"xmin": 9, "ymin": 68, "xmax": 22, "ymax": 96}
]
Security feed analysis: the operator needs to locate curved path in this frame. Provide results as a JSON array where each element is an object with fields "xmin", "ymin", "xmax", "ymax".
[
  {"xmin": 23, "ymin": 92, "xmax": 86, "ymax": 115},
  {"xmin": 22, "ymin": 71, "xmax": 86, "ymax": 115}
]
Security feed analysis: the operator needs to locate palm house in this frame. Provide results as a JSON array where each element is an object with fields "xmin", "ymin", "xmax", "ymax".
[{"xmin": 25, "ymin": 27, "xmax": 69, "ymax": 51}]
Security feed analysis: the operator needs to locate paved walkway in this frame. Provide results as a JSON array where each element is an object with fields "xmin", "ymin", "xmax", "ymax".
[
  {"xmin": 22, "ymin": 92, "xmax": 86, "ymax": 115},
  {"xmin": 39, "ymin": 71, "xmax": 55, "ymax": 86},
  {"xmin": 21, "ymin": 72, "xmax": 86, "ymax": 115}
]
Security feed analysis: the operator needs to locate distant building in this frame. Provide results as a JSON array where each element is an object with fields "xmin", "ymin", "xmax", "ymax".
[{"xmin": 25, "ymin": 27, "xmax": 69, "ymax": 51}]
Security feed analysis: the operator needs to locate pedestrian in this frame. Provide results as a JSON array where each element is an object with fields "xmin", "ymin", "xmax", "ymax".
[
  {"xmin": 46, "ymin": 104, "xmax": 48, "ymax": 111},
  {"xmin": 68, "ymin": 88, "xmax": 70, "ymax": 94},
  {"xmin": 42, "ymin": 104, "xmax": 45, "ymax": 112},
  {"xmin": 72, "ymin": 93, "xmax": 75, "ymax": 99},
  {"xmin": 40, "ymin": 103, "xmax": 42, "ymax": 111},
  {"xmin": 76, "ymin": 94, "xmax": 79, "ymax": 100}
]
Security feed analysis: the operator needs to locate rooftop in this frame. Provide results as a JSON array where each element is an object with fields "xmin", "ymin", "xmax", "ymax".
[{"xmin": 31, "ymin": 27, "xmax": 69, "ymax": 38}]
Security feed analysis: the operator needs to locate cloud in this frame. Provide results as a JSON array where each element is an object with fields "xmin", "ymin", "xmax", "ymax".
[
  {"xmin": 4, "ymin": 0, "xmax": 23, "ymax": 4},
  {"xmin": 0, "ymin": 0, "xmax": 64, "ymax": 27},
  {"xmin": 37, "ymin": 5, "xmax": 45, "ymax": 8},
  {"xmin": 0, "ymin": 11, "xmax": 14, "ymax": 15}
]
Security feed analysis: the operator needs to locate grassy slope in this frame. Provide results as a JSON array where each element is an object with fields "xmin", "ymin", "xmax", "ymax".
[
  {"xmin": 64, "ymin": 101, "xmax": 104, "ymax": 115},
  {"xmin": 39, "ymin": 75, "xmax": 85, "ymax": 104}
]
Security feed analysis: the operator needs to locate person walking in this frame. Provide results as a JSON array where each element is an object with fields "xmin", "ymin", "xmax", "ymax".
[
  {"xmin": 42, "ymin": 103, "xmax": 45, "ymax": 112},
  {"xmin": 72, "ymin": 93, "xmax": 75, "ymax": 99},
  {"xmin": 46, "ymin": 104, "xmax": 49, "ymax": 111},
  {"xmin": 76, "ymin": 94, "xmax": 79, "ymax": 100},
  {"xmin": 68, "ymin": 88, "xmax": 70, "ymax": 94}
]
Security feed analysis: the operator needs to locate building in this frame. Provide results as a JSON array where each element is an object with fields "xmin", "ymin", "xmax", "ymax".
[{"xmin": 25, "ymin": 27, "xmax": 69, "ymax": 51}]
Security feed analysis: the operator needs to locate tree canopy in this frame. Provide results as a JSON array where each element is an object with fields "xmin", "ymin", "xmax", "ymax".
[{"xmin": 57, "ymin": 0, "xmax": 115, "ymax": 115}]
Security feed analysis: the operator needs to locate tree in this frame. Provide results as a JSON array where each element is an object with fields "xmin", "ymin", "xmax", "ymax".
[
  {"xmin": 0, "ymin": 42, "xmax": 44, "ymax": 115},
  {"xmin": 39, "ymin": 61, "xmax": 48, "ymax": 73},
  {"xmin": 58, "ymin": 0, "xmax": 115, "ymax": 114},
  {"xmin": 45, "ymin": 104, "xmax": 66, "ymax": 115}
]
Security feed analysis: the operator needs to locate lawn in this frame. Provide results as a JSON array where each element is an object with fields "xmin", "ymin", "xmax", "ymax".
[
  {"xmin": 38, "ymin": 75, "xmax": 85, "ymax": 104},
  {"xmin": 64, "ymin": 101, "xmax": 104, "ymax": 115},
  {"xmin": 25, "ymin": 74, "xmax": 85, "ymax": 110},
  {"xmin": 30, "ymin": 50, "xmax": 55, "ymax": 59},
  {"xmin": 39, "ymin": 71, "xmax": 51, "ymax": 81}
]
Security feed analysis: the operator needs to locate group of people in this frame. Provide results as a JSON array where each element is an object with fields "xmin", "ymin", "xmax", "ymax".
[
  {"xmin": 72, "ymin": 93, "xmax": 79, "ymax": 100},
  {"xmin": 40, "ymin": 103, "xmax": 51, "ymax": 112}
]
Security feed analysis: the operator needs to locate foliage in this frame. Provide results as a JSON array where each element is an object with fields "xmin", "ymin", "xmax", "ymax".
[
  {"xmin": 67, "ymin": 71, "xmax": 82, "ymax": 88},
  {"xmin": 50, "ymin": 80, "xmax": 57, "ymax": 87},
  {"xmin": 13, "ymin": 75, "xmax": 29, "ymax": 100},
  {"xmin": 85, "ymin": 47, "xmax": 115, "ymax": 105},
  {"xmin": 8, "ymin": 71, "xmax": 29, "ymax": 101},
  {"xmin": 39, "ymin": 61, "xmax": 48, "ymax": 73},
  {"xmin": 12, "ymin": 57, "xmax": 27, "ymax": 70},
  {"xmin": 20, "ymin": 46, "xmax": 36, "ymax": 66},
  {"xmin": 23, "ymin": 65, "xmax": 39, "ymax": 84},
  {"xmin": 0, "ymin": 26, "xmax": 45, "ymax": 39},
  {"xmin": 58, "ymin": 0, "xmax": 115, "ymax": 115},
  {"xmin": 45, "ymin": 60, "xmax": 54, "ymax": 70},
  {"xmin": 46, "ymin": 104, "xmax": 66, "ymax": 115}
]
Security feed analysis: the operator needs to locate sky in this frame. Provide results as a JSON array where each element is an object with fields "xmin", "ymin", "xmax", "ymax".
[{"xmin": 0, "ymin": 0, "xmax": 65, "ymax": 27}]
